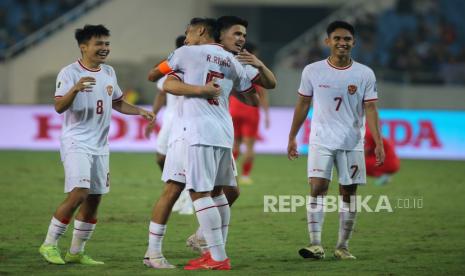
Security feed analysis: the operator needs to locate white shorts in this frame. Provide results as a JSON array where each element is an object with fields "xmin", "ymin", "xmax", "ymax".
[
  {"xmin": 62, "ymin": 152, "xmax": 110, "ymax": 194},
  {"xmin": 307, "ymin": 144, "xmax": 366, "ymax": 185},
  {"xmin": 161, "ymin": 139, "xmax": 188, "ymax": 184},
  {"xmin": 156, "ymin": 122, "xmax": 173, "ymax": 155},
  {"xmin": 186, "ymin": 145, "xmax": 237, "ymax": 192}
]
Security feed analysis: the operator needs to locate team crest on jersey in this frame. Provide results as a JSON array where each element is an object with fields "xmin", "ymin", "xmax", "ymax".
[
  {"xmin": 347, "ymin": 84, "xmax": 357, "ymax": 95},
  {"xmin": 106, "ymin": 85, "xmax": 113, "ymax": 96}
]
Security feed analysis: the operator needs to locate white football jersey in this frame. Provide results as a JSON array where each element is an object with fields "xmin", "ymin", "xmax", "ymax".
[
  {"xmin": 54, "ymin": 60, "xmax": 123, "ymax": 155},
  {"xmin": 244, "ymin": 64, "xmax": 260, "ymax": 81},
  {"xmin": 166, "ymin": 43, "xmax": 254, "ymax": 148},
  {"xmin": 298, "ymin": 58, "xmax": 378, "ymax": 151}
]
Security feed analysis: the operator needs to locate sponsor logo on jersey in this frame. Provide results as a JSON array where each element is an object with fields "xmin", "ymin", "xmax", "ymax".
[
  {"xmin": 319, "ymin": 84, "xmax": 330, "ymax": 88},
  {"xmin": 106, "ymin": 85, "xmax": 113, "ymax": 96},
  {"xmin": 348, "ymin": 84, "xmax": 357, "ymax": 94}
]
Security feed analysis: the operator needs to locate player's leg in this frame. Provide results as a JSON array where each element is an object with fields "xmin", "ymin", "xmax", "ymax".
[
  {"xmin": 334, "ymin": 150, "xmax": 365, "ymax": 260},
  {"xmin": 187, "ymin": 155, "xmax": 238, "ymax": 254},
  {"xmin": 239, "ymin": 111, "xmax": 259, "ymax": 184},
  {"xmin": 144, "ymin": 180, "xmax": 183, "ymax": 269},
  {"xmin": 299, "ymin": 144, "xmax": 334, "ymax": 260},
  {"xmin": 65, "ymin": 154, "xmax": 110, "ymax": 265},
  {"xmin": 239, "ymin": 137, "xmax": 256, "ymax": 184},
  {"xmin": 184, "ymin": 146, "xmax": 230, "ymax": 270},
  {"xmin": 40, "ymin": 153, "xmax": 92, "ymax": 265},
  {"xmin": 144, "ymin": 140, "xmax": 187, "ymax": 269}
]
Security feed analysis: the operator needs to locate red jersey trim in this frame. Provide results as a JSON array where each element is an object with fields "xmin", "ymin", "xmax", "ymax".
[
  {"xmin": 363, "ymin": 98, "xmax": 378, "ymax": 102},
  {"xmin": 326, "ymin": 58, "xmax": 353, "ymax": 70},
  {"xmin": 237, "ymin": 84, "xmax": 255, "ymax": 94},
  {"xmin": 112, "ymin": 95, "xmax": 124, "ymax": 102},
  {"xmin": 251, "ymin": 72, "xmax": 260, "ymax": 83},
  {"xmin": 297, "ymin": 92, "xmax": 312, "ymax": 98},
  {"xmin": 77, "ymin": 60, "xmax": 101, "ymax": 72},
  {"xmin": 168, "ymin": 72, "xmax": 182, "ymax": 81},
  {"xmin": 54, "ymin": 95, "xmax": 63, "ymax": 99}
]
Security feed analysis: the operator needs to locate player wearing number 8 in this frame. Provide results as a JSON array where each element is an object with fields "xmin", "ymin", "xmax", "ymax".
[
  {"xmin": 39, "ymin": 24, "xmax": 154, "ymax": 265},
  {"xmin": 287, "ymin": 21, "xmax": 385, "ymax": 260}
]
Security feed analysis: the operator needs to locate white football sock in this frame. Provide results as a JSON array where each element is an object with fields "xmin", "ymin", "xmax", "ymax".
[
  {"xmin": 147, "ymin": 221, "xmax": 166, "ymax": 258},
  {"xmin": 307, "ymin": 196, "xmax": 325, "ymax": 246},
  {"xmin": 193, "ymin": 197, "xmax": 227, "ymax": 261},
  {"xmin": 44, "ymin": 217, "xmax": 69, "ymax": 246},
  {"xmin": 69, "ymin": 219, "xmax": 96, "ymax": 254},
  {"xmin": 213, "ymin": 194, "xmax": 230, "ymax": 244},
  {"xmin": 336, "ymin": 201, "xmax": 357, "ymax": 249}
]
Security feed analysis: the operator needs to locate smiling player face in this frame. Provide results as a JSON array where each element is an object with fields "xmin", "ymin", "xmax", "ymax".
[
  {"xmin": 80, "ymin": 36, "xmax": 110, "ymax": 65},
  {"xmin": 325, "ymin": 28, "xmax": 355, "ymax": 59}
]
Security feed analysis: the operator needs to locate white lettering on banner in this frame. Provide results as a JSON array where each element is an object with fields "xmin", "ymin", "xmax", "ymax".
[{"xmin": 0, "ymin": 105, "xmax": 464, "ymax": 159}]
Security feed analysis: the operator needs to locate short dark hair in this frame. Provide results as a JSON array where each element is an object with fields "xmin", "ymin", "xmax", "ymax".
[
  {"xmin": 175, "ymin": 35, "xmax": 186, "ymax": 48},
  {"xmin": 215, "ymin": 16, "xmax": 248, "ymax": 41},
  {"xmin": 75, "ymin": 24, "xmax": 110, "ymax": 45},
  {"xmin": 189, "ymin": 17, "xmax": 218, "ymax": 39},
  {"xmin": 326, "ymin": 20, "xmax": 355, "ymax": 37}
]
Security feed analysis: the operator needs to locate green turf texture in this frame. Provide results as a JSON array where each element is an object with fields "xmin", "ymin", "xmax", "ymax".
[{"xmin": 1, "ymin": 151, "xmax": 464, "ymax": 275}]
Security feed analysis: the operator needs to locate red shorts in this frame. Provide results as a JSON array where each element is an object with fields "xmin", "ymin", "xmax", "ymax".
[{"xmin": 230, "ymin": 96, "xmax": 260, "ymax": 139}]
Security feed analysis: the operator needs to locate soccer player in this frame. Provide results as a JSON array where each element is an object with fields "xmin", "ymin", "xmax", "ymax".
[
  {"xmin": 185, "ymin": 15, "xmax": 277, "ymax": 253},
  {"xmin": 159, "ymin": 17, "xmax": 260, "ymax": 270},
  {"xmin": 229, "ymin": 42, "xmax": 270, "ymax": 185},
  {"xmin": 144, "ymin": 35, "xmax": 193, "ymax": 215},
  {"xmin": 365, "ymin": 127, "xmax": 400, "ymax": 185},
  {"xmin": 39, "ymin": 25, "xmax": 154, "ymax": 265},
  {"xmin": 143, "ymin": 19, "xmax": 224, "ymax": 269},
  {"xmin": 287, "ymin": 21, "xmax": 385, "ymax": 260}
]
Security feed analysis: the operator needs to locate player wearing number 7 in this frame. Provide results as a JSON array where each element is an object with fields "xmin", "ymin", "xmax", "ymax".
[
  {"xmin": 39, "ymin": 24, "xmax": 154, "ymax": 265},
  {"xmin": 287, "ymin": 21, "xmax": 385, "ymax": 261}
]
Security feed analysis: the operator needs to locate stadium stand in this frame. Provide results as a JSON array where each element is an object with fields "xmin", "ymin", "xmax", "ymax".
[
  {"xmin": 0, "ymin": 0, "xmax": 106, "ymax": 59},
  {"xmin": 283, "ymin": 0, "xmax": 465, "ymax": 84}
]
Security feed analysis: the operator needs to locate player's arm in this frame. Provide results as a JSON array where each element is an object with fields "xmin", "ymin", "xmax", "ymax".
[
  {"xmin": 54, "ymin": 77, "xmax": 95, "ymax": 114},
  {"xmin": 287, "ymin": 94, "xmax": 312, "ymax": 160},
  {"xmin": 257, "ymin": 86, "xmax": 270, "ymax": 128},
  {"xmin": 112, "ymin": 99, "xmax": 154, "ymax": 121},
  {"xmin": 163, "ymin": 75, "xmax": 220, "ymax": 98},
  {"xmin": 364, "ymin": 101, "xmax": 385, "ymax": 166},
  {"xmin": 147, "ymin": 60, "xmax": 170, "ymax": 82},
  {"xmin": 236, "ymin": 50, "xmax": 277, "ymax": 89}
]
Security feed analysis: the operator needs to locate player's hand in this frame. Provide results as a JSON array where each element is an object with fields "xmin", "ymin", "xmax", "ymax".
[
  {"xmin": 74, "ymin": 77, "xmax": 96, "ymax": 92},
  {"xmin": 236, "ymin": 49, "xmax": 264, "ymax": 68},
  {"xmin": 201, "ymin": 81, "xmax": 221, "ymax": 98},
  {"xmin": 144, "ymin": 121, "xmax": 155, "ymax": 139},
  {"xmin": 374, "ymin": 144, "xmax": 385, "ymax": 166},
  {"xmin": 140, "ymin": 109, "xmax": 155, "ymax": 121},
  {"xmin": 287, "ymin": 138, "xmax": 299, "ymax": 160}
]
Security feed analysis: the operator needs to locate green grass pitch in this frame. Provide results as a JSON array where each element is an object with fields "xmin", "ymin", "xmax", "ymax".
[{"xmin": 1, "ymin": 151, "xmax": 465, "ymax": 275}]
